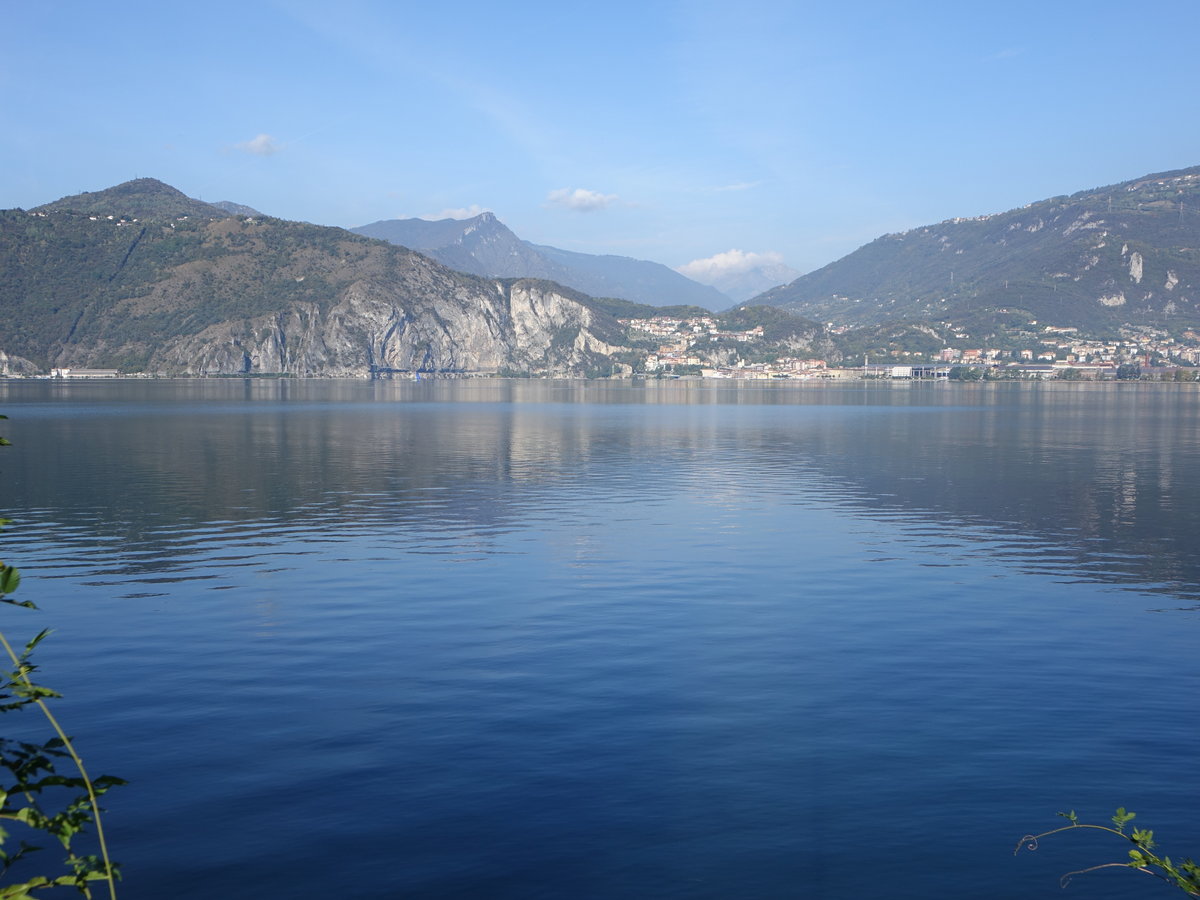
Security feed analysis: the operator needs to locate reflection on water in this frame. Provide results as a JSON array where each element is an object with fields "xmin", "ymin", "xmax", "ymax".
[
  {"xmin": 4, "ymin": 379, "xmax": 1199, "ymax": 606},
  {"xmin": 0, "ymin": 378, "xmax": 1198, "ymax": 900}
]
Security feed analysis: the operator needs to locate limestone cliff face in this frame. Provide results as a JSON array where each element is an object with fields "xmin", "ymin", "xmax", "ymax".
[
  {"xmin": 151, "ymin": 277, "xmax": 621, "ymax": 376},
  {"xmin": 0, "ymin": 351, "xmax": 39, "ymax": 377},
  {"xmin": 4, "ymin": 193, "xmax": 632, "ymax": 376}
]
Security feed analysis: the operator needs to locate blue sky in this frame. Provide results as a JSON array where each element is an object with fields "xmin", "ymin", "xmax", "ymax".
[{"xmin": 4, "ymin": 0, "xmax": 1199, "ymax": 280}]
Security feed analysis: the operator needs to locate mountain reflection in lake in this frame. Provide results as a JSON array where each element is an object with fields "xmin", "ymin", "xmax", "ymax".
[{"xmin": 1, "ymin": 378, "xmax": 1197, "ymax": 899}]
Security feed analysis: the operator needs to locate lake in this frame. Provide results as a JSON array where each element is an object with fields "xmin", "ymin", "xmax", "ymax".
[{"xmin": 1, "ymin": 378, "xmax": 1197, "ymax": 899}]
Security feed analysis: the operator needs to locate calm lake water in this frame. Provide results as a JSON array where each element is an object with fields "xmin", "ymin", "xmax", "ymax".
[{"xmin": 0, "ymin": 378, "xmax": 1197, "ymax": 899}]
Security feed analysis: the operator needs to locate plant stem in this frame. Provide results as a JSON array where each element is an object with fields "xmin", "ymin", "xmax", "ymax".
[{"xmin": 0, "ymin": 630, "xmax": 117, "ymax": 900}]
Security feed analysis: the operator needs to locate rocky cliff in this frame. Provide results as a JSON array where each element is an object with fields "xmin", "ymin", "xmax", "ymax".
[
  {"xmin": 2, "ymin": 180, "xmax": 630, "ymax": 377},
  {"xmin": 154, "ymin": 279, "xmax": 623, "ymax": 377}
]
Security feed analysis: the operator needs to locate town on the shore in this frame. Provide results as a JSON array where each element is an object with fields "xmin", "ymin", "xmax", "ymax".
[
  {"xmin": 619, "ymin": 314, "xmax": 1200, "ymax": 381},
  {"xmin": 27, "ymin": 313, "xmax": 1200, "ymax": 382}
]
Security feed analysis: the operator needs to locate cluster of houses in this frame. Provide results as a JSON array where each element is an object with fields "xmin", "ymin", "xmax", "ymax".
[
  {"xmin": 917, "ymin": 324, "xmax": 1200, "ymax": 378},
  {"xmin": 620, "ymin": 314, "xmax": 1200, "ymax": 380},
  {"xmin": 698, "ymin": 359, "xmax": 829, "ymax": 380},
  {"xmin": 621, "ymin": 315, "xmax": 829, "ymax": 379},
  {"xmin": 1030, "ymin": 326, "xmax": 1200, "ymax": 367},
  {"xmin": 621, "ymin": 315, "xmax": 765, "ymax": 343}
]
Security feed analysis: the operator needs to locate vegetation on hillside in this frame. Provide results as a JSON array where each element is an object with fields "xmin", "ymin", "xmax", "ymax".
[
  {"xmin": 1, "ymin": 208, "xmax": 406, "ymax": 369},
  {"xmin": 759, "ymin": 166, "xmax": 1200, "ymax": 334},
  {"xmin": 715, "ymin": 305, "xmax": 822, "ymax": 341},
  {"xmin": 33, "ymin": 178, "xmax": 227, "ymax": 222},
  {"xmin": 9, "ymin": 173, "xmax": 1200, "ymax": 377},
  {"xmin": 4, "ymin": 179, "xmax": 663, "ymax": 376},
  {"xmin": 575, "ymin": 295, "xmax": 714, "ymax": 322}
]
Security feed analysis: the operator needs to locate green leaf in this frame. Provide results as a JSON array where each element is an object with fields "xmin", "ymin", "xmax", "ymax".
[
  {"xmin": 23, "ymin": 630, "xmax": 51, "ymax": 654},
  {"xmin": 0, "ymin": 567, "xmax": 19, "ymax": 595},
  {"xmin": 1112, "ymin": 807, "xmax": 1136, "ymax": 833}
]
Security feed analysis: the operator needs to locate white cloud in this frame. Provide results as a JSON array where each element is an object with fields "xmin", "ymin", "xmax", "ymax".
[
  {"xmin": 423, "ymin": 204, "xmax": 490, "ymax": 220},
  {"xmin": 236, "ymin": 134, "xmax": 280, "ymax": 156},
  {"xmin": 546, "ymin": 187, "xmax": 618, "ymax": 212},
  {"xmin": 713, "ymin": 181, "xmax": 762, "ymax": 193},
  {"xmin": 677, "ymin": 249, "xmax": 785, "ymax": 280}
]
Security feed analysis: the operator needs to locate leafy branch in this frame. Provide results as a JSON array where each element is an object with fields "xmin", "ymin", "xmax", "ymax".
[
  {"xmin": 0, "ymin": 417, "xmax": 121, "ymax": 898},
  {"xmin": 1016, "ymin": 809, "xmax": 1200, "ymax": 896}
]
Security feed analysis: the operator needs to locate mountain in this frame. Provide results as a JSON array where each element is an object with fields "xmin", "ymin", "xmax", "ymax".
[
  {"xmin": 676, "ymin": 251, "xmax": 800, "ymax": 303},
  {"xmin": 211, "ymin": 200, "xmax": 265, "ymax": 217},
  {"xmin": 38, "ymin": 181, "xmax": 263, "ymax": 226},
  {"xmin": 353, "ymin": 212, "xmax": 563, "ymax": 280},
  {"xmin": 757, "ymin": 166, "xmax": 1200, "ymax": 332},
  {"xmin": 33, "ymin": 177, "xmax": 229, "ymax": 221},
  {"xmin": 352, "ymin": 213, "xmax": 731, "ymax": 310},
  {"xmin": 528, "ymin": 242, "xmax": 736, "ymax": 309},
  {"xmin": 2, "ymin": 180, "xmax": 634, "ymax": 377}
]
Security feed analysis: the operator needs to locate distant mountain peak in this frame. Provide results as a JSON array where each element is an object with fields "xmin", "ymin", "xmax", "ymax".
[
  {"xmin": 352, "ymin": 213, "xmax": 730, "ymax": 309},
  {"xmin": 459, "ymin": 212, "xmax": 501, "ymax": 238},
  {"xmin": 115, "ymin": 177, "xmax": 182, "ymax": 194}
]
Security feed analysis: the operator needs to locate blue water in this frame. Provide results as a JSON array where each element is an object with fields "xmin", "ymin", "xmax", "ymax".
[{"xmin": 0, "ymin": 379, "xmax": 1197, "ymax": 898}]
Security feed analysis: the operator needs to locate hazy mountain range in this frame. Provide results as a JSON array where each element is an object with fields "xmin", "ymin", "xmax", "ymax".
[{"xmin": 351, "ymin": 213, "xmax": 733, "ymax": 310}]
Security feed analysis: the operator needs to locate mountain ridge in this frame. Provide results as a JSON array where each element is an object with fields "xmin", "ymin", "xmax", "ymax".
[
  {"xmin": 755, "ymin": 165, "xmax": 1200, "ymax": 332},
  {"xmin": 7, "ymin": 167, "xmax": 1200, "ymax": 379},
  {"xmin": 3, "ymin": 180, "xmax": 634, "ymax": 376},
  {"xmin": 33, "ymin": 177, "xmax": 229, "ymax": 221},
  {"xmin": 352, "ymin": 213, "xmax": 731, "ymax": 310}
]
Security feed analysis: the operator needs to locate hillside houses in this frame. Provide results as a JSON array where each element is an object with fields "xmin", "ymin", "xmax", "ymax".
[{"xmin": 621, "ymin": 316, "xmax": 764, "ymax": 343}]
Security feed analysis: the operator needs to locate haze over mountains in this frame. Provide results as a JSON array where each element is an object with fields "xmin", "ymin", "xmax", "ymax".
[
  {"xmin": 678, "ymin": 250, "xmax": 800, "ymax": 303},
  {"xmin": 351, "ymin": 213, "xmax": 733, "ymax": 310}
]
